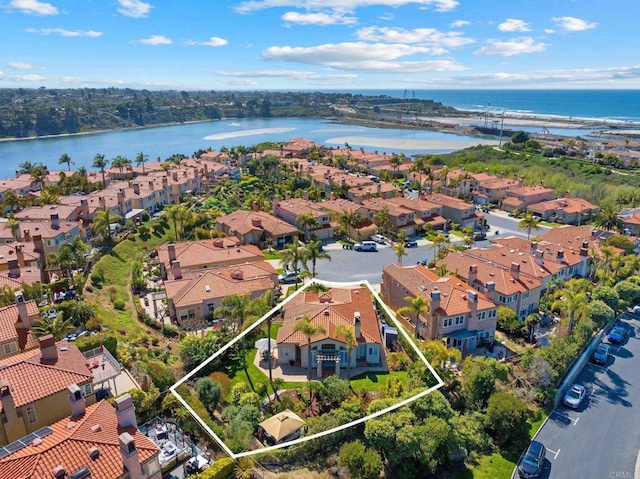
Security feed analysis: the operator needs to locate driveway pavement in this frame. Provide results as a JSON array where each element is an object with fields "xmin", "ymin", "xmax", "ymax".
[{"xmin": 521, "ymin": 310, "xmax": 640, "ymax": 479}]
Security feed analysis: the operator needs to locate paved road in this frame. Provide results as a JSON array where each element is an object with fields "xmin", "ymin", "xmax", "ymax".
[
  {"xmin": 529, "ymin": 310, "xmax": 640, "ymax": 479},
  {"xmin": 483, "ymin": 210, "xmax": 552, "ymax": 240}
]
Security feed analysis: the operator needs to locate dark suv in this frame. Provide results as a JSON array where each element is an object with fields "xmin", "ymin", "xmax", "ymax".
[{"xmin": 517, "ymin": 440, "xmax": 546, "ymax": 478}]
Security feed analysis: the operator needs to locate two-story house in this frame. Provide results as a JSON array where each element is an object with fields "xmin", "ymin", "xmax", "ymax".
[{"xmin": 381, "ymin": 264, "xmax": 498, "ymax": 353}]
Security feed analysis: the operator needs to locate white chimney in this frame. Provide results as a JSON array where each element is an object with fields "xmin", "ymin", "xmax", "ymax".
[
  {"xmin": 119, "ymin": 432, "xmax": 144, "ymax": 479},
  {"xmin": 115, "ymin": 394, "xmax": 137, "ymax": 429},
  {"xmin": 68, "ymin": 384, "xmax": 86, "ymax": 418}
]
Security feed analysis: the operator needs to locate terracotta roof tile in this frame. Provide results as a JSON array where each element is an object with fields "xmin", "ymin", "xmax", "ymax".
[
  {"xmin": 217, "ymin": 210, "xmax": 299, "ymax": 238},
  {"xmin": 0, "ymin": 401, "xmax": 159, "ymax": 479},
  {"xmin": 278, "ymin": 287, "xmax": 382, "ymax": 346},
  {"xmin": 0, "ymin": 300, "xmax": 39, "ymax": 350}
]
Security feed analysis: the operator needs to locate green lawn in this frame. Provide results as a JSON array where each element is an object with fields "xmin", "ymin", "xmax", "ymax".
[
  {"xmin": 450, "ymin": 230, "xmax": 466, "ymax": 238},
  {"xmin": 349, "ymin": 370, "xmax": 408, "ymax": 392},
  {"xmin": 262, "ymin": 250, "xmax": 283, "ymax": 261},
  {"xmin": 85, "ymin": 219, "xmax": 172, "ymax": 339}
]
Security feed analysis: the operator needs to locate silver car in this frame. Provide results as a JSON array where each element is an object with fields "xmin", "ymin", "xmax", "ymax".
[{"xmin": 563, "ymin": 383, "xmax": 586, "ymax": 409}]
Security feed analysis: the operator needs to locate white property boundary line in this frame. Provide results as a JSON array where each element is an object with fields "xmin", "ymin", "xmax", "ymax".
[{"xmin": 169, "ymin": 279, "xmax": 444, "ymax": 459}]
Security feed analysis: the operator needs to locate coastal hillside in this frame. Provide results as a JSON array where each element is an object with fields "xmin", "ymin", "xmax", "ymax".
[{"xmin": 0, "ymin": 88, "xmax": 455, "ymax": 140}]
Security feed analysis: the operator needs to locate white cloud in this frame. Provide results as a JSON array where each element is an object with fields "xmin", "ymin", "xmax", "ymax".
[
  {"xmin": 236, "ymin": 0, "xmax": 458, "ymax": 14},
  {"xmin": 6, "ymin": 62, "xmax": 37, "ymax": 70},
  {"xmin": 16, "ymin": 74, "xmax": 47, "ymax": 82},
  {"xmin": 356, "ymin": 26, "xmax": 474, "ymax": 50},
  {"xmin": 379, "ymin": 12, "xmax": 394, "ymax": 20},
  {"xmin": 139, "ymin": 35, "xmax": 172, "ymax": 45},
  {"xmin": 184, "ymin": 37, "xmax": 228, "ymax": 47},
  {"xmin": 450, "ymin": 20, "xmax": 469, "ymax": 28},
  {"xmin": 10, "ymin": 0, "xmax": 57, "ymax": 15},
  {"xmin": 26, "ymin": 28, "xmax": 103, "ymax": 37},
  {"xmin": 498, "ymin": 18, "xmax": 531, "ymax": 32},
  {"xmin": 474, "ymin": 37, "xmax": 547, "ymax": 56},
  {"xmin": 551, "ymin": 16, "xmax": 597, "ymax": 32},
  {"xmin": 282, "ymin": 11, "xmax": 357, "ymax": 25},
  {"xmin": 117, "ymin": 0, "xmax": 152, "ymax": 18},
  {"xmin": 216, "ymin": 69, "xmax": 358, "ymax": 80},
  {"xmin": 262, "ymin": 42, "xmax": 466, "ymax": 72}
]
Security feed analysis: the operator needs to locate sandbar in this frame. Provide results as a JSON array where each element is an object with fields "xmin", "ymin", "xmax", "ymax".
[
  {"xmin": 325, "ymin": 136, "xmax": 499, "ymax": 151},
  {"xmin": 204, "ymin": 127, "xmax": 296, "ymax": 140}
]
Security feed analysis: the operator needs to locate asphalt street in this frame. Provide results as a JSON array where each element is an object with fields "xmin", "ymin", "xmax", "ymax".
[{"xmin": 528, "ymin": 310, "xmax": 640, "ymax": 479}]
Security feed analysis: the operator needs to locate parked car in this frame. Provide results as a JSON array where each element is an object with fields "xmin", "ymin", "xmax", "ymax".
[
  {"xmin": 404, "ymin": 240, "xmax": 418, "ymax": 248},
  {"xmin": 563, "ymin": 383, "xmax": 586, "ymax": 409},
  {"xmin": 517, "ymin": 440, "xmax": 546, "ymax": 478},
  {"xmin": 370, "ymin": 234, "xmax": 386, "ymax": 245},
  {"xmin": 354, "ymin": 241, "xmax": 377, "ymax": 252},
  {"xmin": 47, "ymin": 309, "xmax": 58, "ymax": 319},
  {"xmin": 278, "ymin": 271, "xmax": 299, "ymax": 283},
  {"xmin": 473, "ymin": 231, "xmax": 487, "ymax": 241},
  {"xmin": 591, "ymin": 343, "xmax": 610, "ymax": 365},
  {"xmin": 607, "ymin": 325, "xmax": 626, "ymax": 344},
  {"xmin": 632, "ymin": 305, "xmax": 640, "ymax": 314}
]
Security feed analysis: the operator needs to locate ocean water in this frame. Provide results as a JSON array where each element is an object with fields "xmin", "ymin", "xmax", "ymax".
[{"xmin": 343, "ymin": 89, "xmax": 640, "ymax": 123}]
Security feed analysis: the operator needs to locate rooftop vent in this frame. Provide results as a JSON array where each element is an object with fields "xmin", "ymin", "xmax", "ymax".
[
  {"xmin": 90, "ymin": 424, "xmax": 102, "ymax": 433},
  {"xmin": 53, "ymin": 466, "xmax": 66, "ymax": 478},
  {"xmin": 66, "ymin": 421, "xmax": 76, "ymax": 430},
  {"xmin": 88, "ymin": 446, "xmax": 100, "ymax": 460},
  {"xmin": 69, "ymin": 466, "xmax": 91, "ymax": 479},
  {"xmin": 31, "ymin": 438, "xmax": 43, "ymax": 447},
  {"xmin": 205, "ymin": 285, "xmax": 211, "ymax": 292}
]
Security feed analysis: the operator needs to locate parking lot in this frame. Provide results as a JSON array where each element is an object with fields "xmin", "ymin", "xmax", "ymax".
[{"xmin": 525, "ymin": 310, "xmax": 640, "ymax": 478}]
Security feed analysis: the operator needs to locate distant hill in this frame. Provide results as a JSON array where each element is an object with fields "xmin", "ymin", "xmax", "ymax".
[{"xmin": 0, "ymin": 88, "xmax": 457, "ymax": 140}]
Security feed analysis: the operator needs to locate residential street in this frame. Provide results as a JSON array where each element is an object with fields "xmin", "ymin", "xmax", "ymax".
[{"xmin": 526, "ymin": 310, "xmax": 640, "ymax": 479}]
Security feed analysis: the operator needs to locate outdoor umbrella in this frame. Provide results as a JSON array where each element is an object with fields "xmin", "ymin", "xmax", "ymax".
[{"xmin": 254, "ymin": 337, "xmax": 277, "ymax": 351}]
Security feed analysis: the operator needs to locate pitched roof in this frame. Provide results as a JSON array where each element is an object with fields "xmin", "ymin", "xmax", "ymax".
[
  {"xmin": 157, "ymin": 237, "xmax": 264, "ymax": 273},
  {"xmin": 217, "ymin": 210, "xmax": 299, "ymax": 237},
  {"xmin": 0, "ymin": 300, "xmax": 39, "ymax": 351},
  {"xmin": 437, "ymin": 251, "xmax": 543, "ymax": 295},
  {"xmin": 383, "ymin": 263, "xmax": 496, "ymax": 316},
  {"xmin": 277, "ymin": 287, "xmax": 382, "ymax": 346},
  {"xmin": 528, "ymin": 197, "xmax": 599, "ymax": 214},
  {"xmin": 165, "ymin": 261, "xmax": 278, "ymax": 308},
  {"xmin": 0, "ymin": 401, "xmax": 159, "ymax": 479},
  {"xmin": 0, "ymin": 340, "xmax": 92, "ymax": 412}
]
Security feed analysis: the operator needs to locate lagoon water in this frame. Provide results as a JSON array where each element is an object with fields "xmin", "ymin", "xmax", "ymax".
[{"xmin": 0, "ymin": 116, "xmax": 592, "ymax": 180}]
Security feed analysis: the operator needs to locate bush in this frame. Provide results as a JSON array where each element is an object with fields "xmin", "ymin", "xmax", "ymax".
[
  {"xmin": 230, "ymin": 382, "xmax": 250, "ymax": 406},
  {"xmin": 146, "ymin": 360, "xmax": 177, "ymax": 391},
  {"xmin": 85, "ymin": 316, "xmax": 102, "ymax": 331},
  {"xmin": 113, "ymin": 299, "xmax": 126, "ymax": 310},
  {"xmin": 75, "ymin": 333, "xmax": 117, "ymax": 356},
  {"xmin": 195, "ymin": 377, "xmax": 222, "ymax": 412},
  {"xmin": 387, "ymin": 351, "xmax": 411, "ymax": 371},
  {"xmin": 209, "ymin": 372, "xmax": 232, "ymax": 399},
  {"xmin": 192, "ymin": 457, "xmax": 234, "ymax": 479}
]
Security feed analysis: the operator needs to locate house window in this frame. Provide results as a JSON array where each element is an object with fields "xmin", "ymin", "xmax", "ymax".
[
  {"xmin": 207, "ymin": 304, "xmax": 216, "ymax": 313},
  {"xmin": 3, "ymin": 342, "xmax": 18, "ymax": 356},
  {"xmin": 488, "ymin": 309, "xmax": 497, "ymax": 319},
  {"xmin": 454, "ymin": 315, "xmax": 465, "ymax": 326},
  {"xmin": 81, "ymin": 383, "xmax": 93, "ymax": 397},
  {"xmin": 27, "ymin": 406, "xmax": 37, "ymax": 424},
  {"xmin": 368, "ymin": 347, "xmax": 378, "ymax": 356},
  {"xmin": 523, "ymin": 291, "xmax": 530, "ymax": 299},
  {"xmin": 498, "ymin": 295, "xmax": 506, "ymax": 304},
  {"xmin": 478, "ymin": 311, "xmax": 486, "ymax": 321},
  {"xmin": 443, "ymin": 317, "xmax": 453, "ymax": 328}
]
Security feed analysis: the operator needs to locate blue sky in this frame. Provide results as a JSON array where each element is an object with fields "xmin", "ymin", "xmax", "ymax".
[{"xmin": 1, "ymin": 0, "xmax": 638, "ymax": 90}]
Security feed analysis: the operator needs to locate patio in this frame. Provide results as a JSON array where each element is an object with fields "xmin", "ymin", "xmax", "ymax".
[{"xmin": 83, "ymin": 346, "xmax": 139, "ymax": 396}]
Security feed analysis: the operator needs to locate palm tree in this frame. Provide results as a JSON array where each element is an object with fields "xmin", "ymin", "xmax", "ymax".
[
  {"xmin": 164, "ymin": 205, "xmax": 191, "ymax": 240},
  {"xmin": 280, "ymin": 238, "xmax": 306, "ymax": 289},
  {"xmin": 373, "ymin": 206, "xmax": 391, "ymax": 237},
  {"xmin": 92, "ymin": 154, "xmax": 109, "ymax": 187},
  {"xmin": 393, "ymin": 241, "xmax": 407, "ymax": 265},
  {"xmin": 29, "ymin": 164, "xmax": 48, "ymax": 190},
  {"xmin": 293, "ymin": 315, "xmax": 326, "ymax": 380},
  {"xmin": 335, "ymin": 325, "xmax": 356, "ymax": 380},
  {"xmin": 551, "ymin": 289, "xmax": 589, "ymax": 335},
  {"xmin": 135, "ymin": 151, "xmax": 148, "ymax": 173},
  {"xmin": 92, "ymin": 209, "xmax": 122, "ymax": 241},
  {"xmin": 6, "ymin": 215, "xmax": 20, "ymax": 241},
  {"xmin": 302, "ymin": 239, "xmax": 331, "ymax": 278},
  {"xmin": 296, "ymin": 212, "xmax": 320, "ymax": 240},
  {"xmin": 2, "ymin": 190, "xmax": 21, "ymax": 214},
  {"xmin": 215, "ymin": 293, "xmax": 258, "ymax": 333},
  {"xmin": 58, "ymin": 153, "xmax": 74, "ymax": 171},
  {"xmin": 593, "ymin": 204, "xmax": 624, "ymax": 233},
  {"xmin": 18, "ymin": 161, "xmax": 35, "ymax": 175},
  {"xmin": 518, "ymin": 213, "xmax": 541, "ymax": 240},
  {"xmin": 338, "ymin": 209, "xmax": 361, "ymax": 241},
  {"xmin": 397, "ymin": 294, "xmax": 430, "ymax": 339},
  {"xmin": 33, "ymin": 315, "xmax": 73, "ymax": 340},
  {"xmin": 111, "ymin": 155, "xmax": 131, "ymax": 175}
]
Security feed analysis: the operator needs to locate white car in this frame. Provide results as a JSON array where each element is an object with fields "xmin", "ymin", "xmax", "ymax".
[
  {"xmin": 632, "ymin": 305, "xmax": 640, "ymax": 315},
  {"xmin": 563, "ymin": 383, "xmax": 586, "ymax": 409}
]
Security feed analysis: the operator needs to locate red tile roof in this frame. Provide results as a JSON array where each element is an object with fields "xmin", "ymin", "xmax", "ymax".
[
  {"xmin": 0, "ymin": 300, "xmax": 39, "ymax": 351},
  {"xmin": 278, "ymin": 287, "xmax": 382, "ymax": 346},
  {"xmin": 0, "ymin": 401, "xmax": 159, "ymax": 479}
]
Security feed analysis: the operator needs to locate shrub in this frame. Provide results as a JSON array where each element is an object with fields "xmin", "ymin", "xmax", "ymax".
[
  {"xmin": 192, "ymin": 457, "xmax": 234, "ymax": 479},
  {"xmin": 146, "ymin": 361, "xmax": 176, "ymax": 391},
  {"xmin": 195, "ymin": 377, "xmax": 222, "ymax": 412},
  {"xmin": 85, "ymin": 316, "xmax": 102, "ymax": 331},
  {"xmin": 387, "ymin": 351, "xmax": 411, "ymax": 371},
  {"xmin": 113, "ymin": 299, "xmax": 126, "ymax": 310},
  {"xmin": 230, "ymin": 382, "xmax": 250, "ymax": 406}
]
